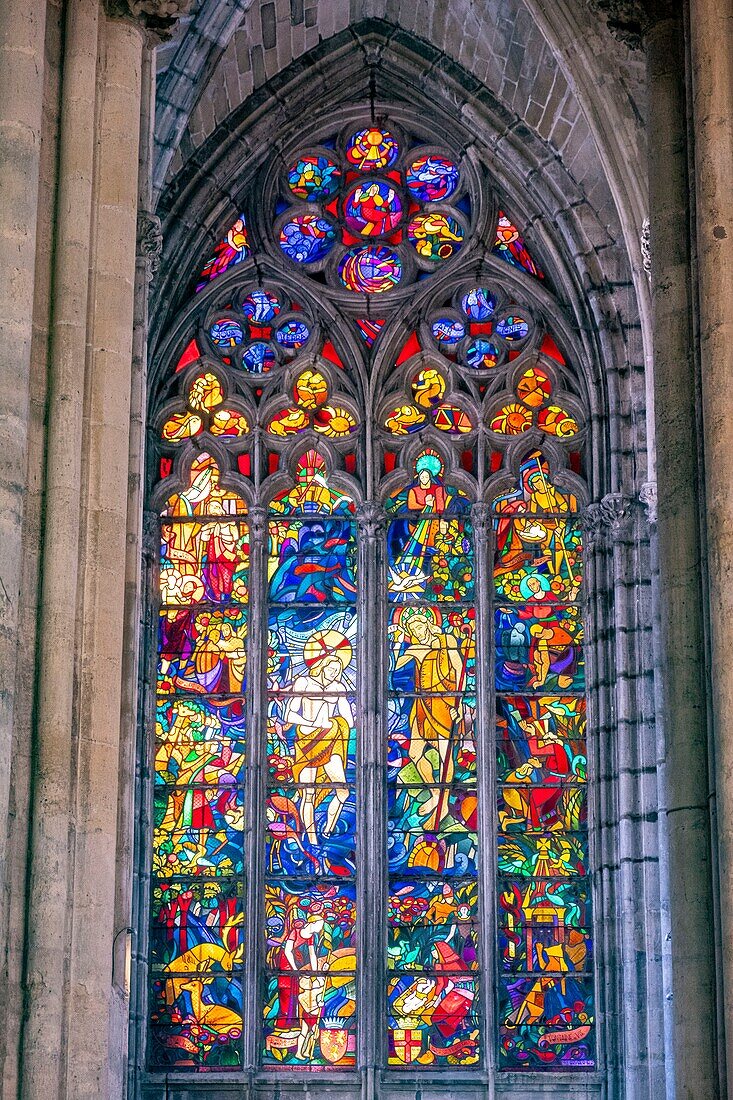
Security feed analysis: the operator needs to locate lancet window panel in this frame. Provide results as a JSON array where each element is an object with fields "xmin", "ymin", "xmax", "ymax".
[{"xmin": 141, "ymin": 109, "xmax": 600, "ymax": 1086}]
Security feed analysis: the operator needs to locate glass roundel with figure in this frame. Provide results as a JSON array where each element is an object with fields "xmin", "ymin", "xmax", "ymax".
[{"xmin": 145, "ymin": 110, "xmax": 597, "ymax": 1084}]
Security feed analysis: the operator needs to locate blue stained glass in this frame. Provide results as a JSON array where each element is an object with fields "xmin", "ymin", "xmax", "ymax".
[
  {"xmin": 460, "ymin": 287, "xmax": 496, "ymax": 320},
  {"xmin": 242, "ymin": 289, "xmax": 281, "ymax": 323},
  {"xmin": 276, "ymin": 319, "xmax": 311, "ymax": 349},
  {"xmin": 431, "ymin": 317, "xmax": 465, "ymax": 345},
  {"xmin": 242, "ymin": 341, "xmax": 277, "ymax": 373},
  {"xmin": 279, "ymin": 215, "xmax": 336, "ymax": 264}
]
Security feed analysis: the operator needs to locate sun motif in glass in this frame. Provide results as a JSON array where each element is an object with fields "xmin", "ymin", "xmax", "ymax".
[
  {"xmin": 279, "ymin": 214, "xmax": 337, "ymax": 264},
  {"xmin": 405, "ymin": 154, "xmax": 460, "ymax": 202},
  {"xmin": 345, "ymin": 127, "xmax": 399, "ymax": 171},
  {"xmin": 288, "ymin": 154, "xmax": 341, "ymax": 201},
  {"xmin": 344, "ymin": 180, "xmax": 403, "ymax": 237},
  {"xmin": 338, "ymin": 245, "xmax": 402, "ymax": 294}
]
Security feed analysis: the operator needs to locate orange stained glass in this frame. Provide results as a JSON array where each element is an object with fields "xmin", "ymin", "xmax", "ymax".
[
  {"xmin": 189, "ymin": 372, "xmax": 224, "ymax": 411},
  {"xmin": 162, "ymin": 453, "xmax": 248, "ymax": 517},
  {"xmin": 516, "ymin": 366, "xmax": 552, "ymax": 408}
]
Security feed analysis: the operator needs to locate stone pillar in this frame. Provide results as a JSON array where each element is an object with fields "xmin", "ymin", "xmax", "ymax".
[
  {"xmin": 645, "ymin": 9, "xmax": 720, "ymax": 1098},
  {"xmin": 19, "ymin": 3, "xmax": 189, "ymax": 1096},
  {"xmin": 0, "ymin": 0, "xmax": 47, "ymax": 983},
  {"xmin": 20, "ymin": 2, "xmax": 102, "ymax": 1094},
  {"xmin": 63, "ymin": 12, "xmax": 145, "ymax": 1095},
  {"xmin": 689, "ymin": 0, "xmax": 733, "ymax": 1092}
]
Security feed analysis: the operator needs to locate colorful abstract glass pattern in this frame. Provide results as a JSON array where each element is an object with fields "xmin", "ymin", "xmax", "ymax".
[
  {"xmin": 264, "ymin": 452, "xmax": 358, "ymax": 1067},
  {"xmin": 386, "ymin": 451, "xmax": 480, "ymax": 1067},
  {"xmin": 288, "ymin": 155, "xmax": 342, "ymax": 201},
  {"xmin": 408, "ymin": 212, "xmax": 464, "ymax": 262},
  {"xmin": 344, "ymin": 180, "xmax": 403, "ymax": 237},
  {"xmin": 493, "ymin": 211, "xmax": 544, "ymax": 279},
  {"xmin": 338, "ymin": 244, "xmax": 402, "ymax": 294},
  {"xmin": 196, "ymin": 214, "xmax": 250, "ymax": 291},
  {"xmin": 405, "ymin": 155, "xmax": 460, "ymax": 202},
  {"xmin": 345, "ymin": 126, "xmax": 399, "ymax": 170},
  {"xmin": 493, "ymin": 452, "xmax": 594, "ymax": 1070},
  {"xmin": 490, "ymin": 366, "xmax": 580, "ymax": 440},
  {"xmin": 151, "ymin": 453, "xmax": 249, "ymax": 1068},
  {"xmin": 279, "ymin": 214, "xmax": 337, "ymax": 264}
]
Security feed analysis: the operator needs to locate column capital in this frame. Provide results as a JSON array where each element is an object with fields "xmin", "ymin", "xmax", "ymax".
[
  {"xmin": 356, "ymin": 500, "xmax": 387, "ymax": 540},
  {"xmin": 581, "ymin": 493, "xmax": 636, "ymax": 547},
  {"xmin": 248, "ymin": 505, "xmax": 268, "ymax": 543},
  {"xmin": 470, "ymin": 501, "xmax": 492, "ymax": 538},
  {"xmin": 137, "ymin": 211, "xmax": 162, "ymax": 282},
  {"xmin": 105, "ymin": 0, "xmax": 194, "ymax": 39},
  {"xmin": 639, "ymin": 481, "xmax": 657, "ymax": 526}
]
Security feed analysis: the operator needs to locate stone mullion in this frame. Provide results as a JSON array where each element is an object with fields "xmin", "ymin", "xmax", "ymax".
[
  {"xmin": 131, "ymin": 509, "xmax": 163, "ymax": 1084},
  {"xmin": 583, "ymin": 495, "xmax": 642, "ymax": 1089},
  {"xmin": 356, "ymin": 501, "xmax": 387, "ymax": 1086},
  {"xmin": 472, "ymin": 501, "xmax": 497, "ymax": 1080},
  {"xmin": 581, "ymin": 504, "xmax": 619, "ymax": 1086},
  {"xmin": 243, "ymin": 505, "xmax": 268, "ymax": 1072}
]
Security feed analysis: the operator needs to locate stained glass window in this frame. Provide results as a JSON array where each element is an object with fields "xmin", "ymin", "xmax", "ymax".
[{"xmin": 146, "ymin": 111, "xmax": 598, "ymax": 1086}]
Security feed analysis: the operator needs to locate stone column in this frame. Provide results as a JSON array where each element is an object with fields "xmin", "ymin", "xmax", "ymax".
[
  {"xmin": 645, "ymin": 9, "xmax": 720, "ymax": 1098},
  {"xmin": 63, "ymin": 12, "xmax": 145, "ymax": 1094},
  {"xmin": 689, "ymin": 0, "xmax": 733, "ymax": 1092},
  {"xmin": 20, "ymin": 2, "xmax": 102, "ymax": 1094},
  {"xmin": 0, "ymin": 0, "xmax": 47, "ymax": 991}
]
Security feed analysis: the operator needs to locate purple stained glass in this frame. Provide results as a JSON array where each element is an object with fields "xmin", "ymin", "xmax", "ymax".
[{"xmin": 344, "ymin": 179, "xmax": 403, "ymax": 237}]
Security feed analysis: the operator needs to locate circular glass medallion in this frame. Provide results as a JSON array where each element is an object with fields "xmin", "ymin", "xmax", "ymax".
[
  {"xmin": 408, "ymin": 213, "xmax": 463, "ymax": 262},
  {"xmin": 433, "ymin": 405, "xmax": 472, "ymax": 434},
  {"xmin": 516, "ymin": 366, "xmax": 552, "ymax": 408},
  {"xmin": 345, "ymin": 127, "xmax": 399, "ymax": 171},
  {"xmin": 241, "ymin": 290, "xmax": 281, "ymax": 324},
  {"xmin": 384, "ymin": 404, "xmax": 426, "ymax": 435},
  {"xmin": 279, "ymin": 214, "xmax": 337, "ymax": 264},
  {"xmin": 242, "ymin": 341, "xmax": 277, "ymax": 373},
  {"xmin": 411, "ymin": 368, "xmax": 446, "ymax": 408},
  {"xmin": 344, "ymin": 180, "xmax": 403, "ymax": 237},
  {"xmin": 405, "ymin": 155, "xmax": 460, "ymax": 202},
  {"xmin": 490, "ymin": 403, "xmax": 533, "ymax": 435},
  {"xmin": 209, "ymin": 317, "xmax": 244, "ymax": 347},
  {"xmin": 287, "ymin": 155, "xmax": 341, "ymax": 201},
  {"xmin": 431, "ymin": 316, "xmax": 465, "ymax": 346},
  {"xmin": 460, "ymin": 287, "xmax": 497, "ymax": 320},
  {"xmin": 275, "ymin": 319, "xmax": 311, "ymax": 350},
  {"xmin": 293, "ymin": 369, "xmax": 329, "ymax": 409},
  {"xmin": 188, "ymin": 373, "xmax": 223, "ymax": 412},
  {"xmin": 463, "ymin": 337, "xmax": 501, "ymax": 370},
  {"xmin": 338, "ymin": 245, "xmax": 402, "ymax": 294},
  {"xmin": 495, "ymin": 315, "xmax": 530, "ymax": 342},
  {"xmin": 313, "ymin": 405, "xmax": 357, "ymax": 438}
]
